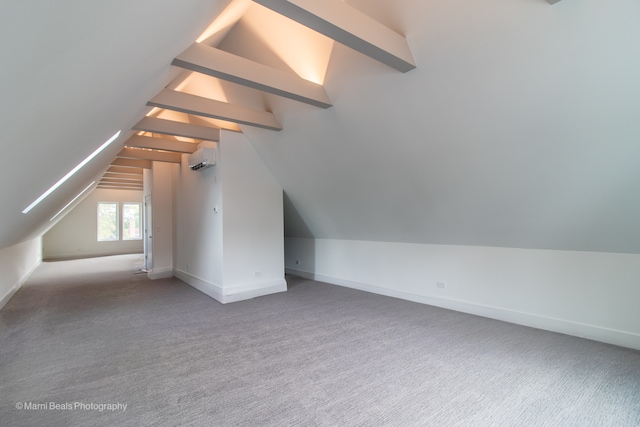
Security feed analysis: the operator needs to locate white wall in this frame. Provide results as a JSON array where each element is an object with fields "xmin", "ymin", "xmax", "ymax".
[
  {"xmin": 174, "ymin": 132, "xmax": 286, "ymax": 303},
  {"xmin": 147, "ymin": 162, "xmax": 177, "ymax": 279},
  {"xmin": 220, "ymin": 131, "xmax": 285, "ymax": 300},
  {"xmin": 42, "ymin": 188, "xmax": 143, "ymax": 260},
  {"xmin": 285, "ymin": 238, "xmax": 640, "ymax": 351},
  {"xmin": 239, "ymin": 0, "xmax": 640, "ymax": 255},
  {"xmin": 174, "ymin": 141, "xmax": 224, "ymax": 290},
  {"xmin": 0, "ymin": 238, "xmax": 42, "ymax": 310}
]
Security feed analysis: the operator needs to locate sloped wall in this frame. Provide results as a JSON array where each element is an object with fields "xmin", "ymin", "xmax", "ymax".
[
  {"xmin": 232, "ymin": 0, "xmax": 640, "ymax": 349},
  {"xmin": 0, "ymin": 0, "xmax": 233, "ymax": 251},
  {"xmin": 240, "ymin": 0, "xmax": 640, "ymax": 254}
]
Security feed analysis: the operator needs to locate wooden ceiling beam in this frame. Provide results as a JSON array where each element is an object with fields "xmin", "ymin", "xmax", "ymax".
[
  {"xmin": 117, "ymin": 148, "xmax": 182, "ymax": 163},
  {"xmin": 98, "ymin": 185, "xmax": 144, "ymax": 191},
  {"xmin": 102, "ymin": 173, "xmax": 143, "ymax": 179},
  {"xmin": 173, "ymin": 43, "xmax": 332, "ymax": 108},
  {"xmin": 101, "ymin": 180, "xmax": 142, "ymax": 187},
  {"xmin": 98, "ymin": 181, "xmax": 143, "ymax": 187},
  {"xmin": 111, "ymin": 158, "xmax": 153, "ymax": 169},
  {"xmin": 101, "ymin": 177, "xmax": 143, "ymax": 184},
  {"xmin": 147, "ymin": 89, "xmax": 282, "ymax": 131},
  {"xmin": 107, "ymin": 166, "xmax": 144, "ymax": 175},
  {"xmin": 133, "ymin": 116, "xmax": 221, "ymax": 141},
  {"xmin": 253, "ymin": 0, "xmax": 416, "ymax": 72},
  {"xmin": 124, "ymin": 135, "xmax": 198, "ymax": 153}
]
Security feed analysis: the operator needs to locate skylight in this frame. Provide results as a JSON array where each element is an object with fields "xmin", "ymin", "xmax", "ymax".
[
  {"xmin": 49, "ymin": 181, "xmax": 96, "ymax": 222},
  {"xmin": 22, "ymin": 131, "xmax": 121, "ymax": 214}
]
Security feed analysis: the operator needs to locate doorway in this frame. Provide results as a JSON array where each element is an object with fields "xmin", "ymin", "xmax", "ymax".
[{"xmin": 144, "ymin": 194, "xmax": 152, "ymax": 271}]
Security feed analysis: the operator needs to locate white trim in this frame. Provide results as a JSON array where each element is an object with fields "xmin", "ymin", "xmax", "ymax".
[
  {"xmin": 43, "ymin": 251, "xmax": 142, "ymax": 262},
  {"xmin": 285, "ymin": 268, "xmax": 640, "ymax": 351},
  {"xmin": 222, "ymin": 279, "xmax": 287, "ymax": 303},
  {"xmin": 1, "ymin": 259, "xmax": 41, "ymax": 311},
  {"xmin": 0, "ymin": 284, "xmax": 20, "ymax": 311},
  {"xmin": 174, "ymin": 269, "xmax": 224, "ymax": 302},
  {"xmin": 176, "ymin": 268, "xmax": 287, "ymax": 303},
  {"xmin": 147, "ymin": 267, "xmax": 174, "ymax": 280}
]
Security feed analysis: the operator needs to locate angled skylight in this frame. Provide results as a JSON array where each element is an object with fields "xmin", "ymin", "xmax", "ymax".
[
  {"xmin": 22, "ymin": 130, "xmax": 121, "ymax": 214},
  {"xmin": 49, "ymin": 181, "xmax": 96, "ymax": 222}
]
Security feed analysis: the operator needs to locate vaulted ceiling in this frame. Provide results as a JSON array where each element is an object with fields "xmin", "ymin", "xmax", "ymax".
[{"xmin": 3, "ymin": 0, "xmax": 640, "ymax": 254}]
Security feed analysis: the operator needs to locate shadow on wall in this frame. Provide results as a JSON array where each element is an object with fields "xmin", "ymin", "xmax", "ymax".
[{"xmin": 283, "ymin": 192, "xmax": 315, "ymax": 278}]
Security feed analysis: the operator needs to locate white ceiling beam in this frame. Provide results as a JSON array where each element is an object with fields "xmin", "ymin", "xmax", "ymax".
[
  {"xmin": 124, "ymin": 135, "xmax": 198, "ymax": 153},
  {"xmin": 173, "ymin": 43, "xmax": 332, "ymax": 108},
  {"xmin": 107, "ymin": 166, "xmax": 144, "ymax": 175},
  {"xmin": 99, "ymin": 180, "xmax": 143, "ymax": 186},
  {"xmin": 101, "ymin": 175, "xmax": 143, "ymax": 182},
  {"xmin": 147, "ymin": 89, "xmax": 282, "ymax": 131},
  {"xmin": 548, "ymin": 0, "xmax": 562, "ymax": 4},
  {"xmin": 117, "ymin": 148, "xmax": 182, "ymax": 164},
  {"xmin": 101, "ymin": 181, "xmax": 143, "ymax": 187},
  {"xmin": 133, "ymin": 116, "xmax": 220, "ymax": 141},
  {"xmin": 101, "ymin": 179, "xmax": 142, "ymax": 185},
  {"xmin": 100, "ymin": 178, "xmax": 142, "ymax": 183},
  {"xmin": 253, "ymin": 0, "xmax": 416, "ymax": 72},
  {"xmin": 111, "ymin": 158, "xmax": 153, "ymax": 169},
  {"xmin": 98, "ymin": 185, "xmax": 144, "ymax": 191}
]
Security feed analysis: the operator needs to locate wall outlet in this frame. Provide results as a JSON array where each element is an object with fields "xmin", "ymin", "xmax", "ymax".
[
  {"xmin": 295, "ymin": 260, "xmax": 300, "ymax": 265},
  {"xmin": 436, "ymin": 281, "xmax": 447, "ymax": 289}
]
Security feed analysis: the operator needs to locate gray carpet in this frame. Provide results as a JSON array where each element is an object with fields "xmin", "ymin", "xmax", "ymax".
[{"xmin": 1, "ymin": 255, "xmax": 639, "ymax": 426}]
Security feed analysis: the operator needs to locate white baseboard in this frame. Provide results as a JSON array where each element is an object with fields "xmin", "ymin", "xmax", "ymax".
[
  {"xmin": 222, "ymin": 279, "xmax": 287, "ymax": 303},
  {"xmin": 43, "ymin": 251, "xmax": 143, "ymax": 261},
  {"xmin": 0, "ymin": 284, "xmax": 20, "ymax": 311},
  {"xmin": 147, "ymin": 267, "xmax": 174, "ymax": 280},
  {"xmin": 174, "ymin": 269, "xmax": 224, "ymax": 302},
  {"xmin": 285, "ymin": 268, "xmax": 640, "ymax": 351},
  {"xmin": 1, "ymin": 260, "xmax": 41, "ymax": 311},
  {"xmin": 175, "ymin": 269, "xmax": 287, "ymax": 304}
]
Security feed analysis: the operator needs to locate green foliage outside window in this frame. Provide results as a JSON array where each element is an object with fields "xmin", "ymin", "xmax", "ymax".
[
  {"xmin": 123, "ymin": 203, "xmax": 141, "ymax": 240},
  {"xmin": 97, "ymin": 202, "xmax": 118, "ymax": 241}
]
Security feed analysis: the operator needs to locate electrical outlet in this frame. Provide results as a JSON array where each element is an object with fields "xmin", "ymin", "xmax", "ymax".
[
  {"xmin": 436, "ymin": 281, "xmax": 447, "ymax": 289},
  {"xmin": 295, "ymin": 260, "xmax": 300, "ymax": 265}
]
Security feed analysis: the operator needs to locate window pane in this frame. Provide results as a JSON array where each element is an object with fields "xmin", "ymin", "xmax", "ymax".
[
  {"xmin": 97, "ymin": 202, "xmax": 118, "ymax": 241},
  {"xmin": 122, "ymin": 203, "xmax": 142, "ymax": 240}
]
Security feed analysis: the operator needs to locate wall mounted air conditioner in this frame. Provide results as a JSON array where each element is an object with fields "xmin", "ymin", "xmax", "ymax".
[{"xmin": 188, "ymin": 146, "xmax": 217, "ymax": 171}]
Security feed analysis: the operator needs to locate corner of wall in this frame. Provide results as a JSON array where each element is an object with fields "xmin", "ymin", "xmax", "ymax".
[
  {"xmin": 175, "ymin": 267, "xmax": 287, "ymax": 304},
  {"xmin": 147, "ymin": 268, "xmax": 174, "ymax": 280},
  {"xmin": 0, "ymin": 237, "xmax": 42, "ymax": 311}
]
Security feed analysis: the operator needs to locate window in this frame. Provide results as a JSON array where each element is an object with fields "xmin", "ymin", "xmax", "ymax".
[
  {"xmin": 122, "ymin": 203, "xmax": 142, "ymax": 240},
  {"xmin": 97, "ymin": 201, "xmax": 143, "ymax": 242},
  {"xmin": 97, "ymin": 202, "xmax": 119, "ymax": 241}
]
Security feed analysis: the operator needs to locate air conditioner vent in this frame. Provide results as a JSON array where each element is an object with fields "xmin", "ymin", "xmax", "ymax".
[{"xmin": 188, "ymin": 146, "xmax": 217, "ymax": 171}]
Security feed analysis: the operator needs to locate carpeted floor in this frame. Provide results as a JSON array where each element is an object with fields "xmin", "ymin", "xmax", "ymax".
[{"xmin": 1, "ymin": 254, "xmax": 639, "ymax": 426}]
